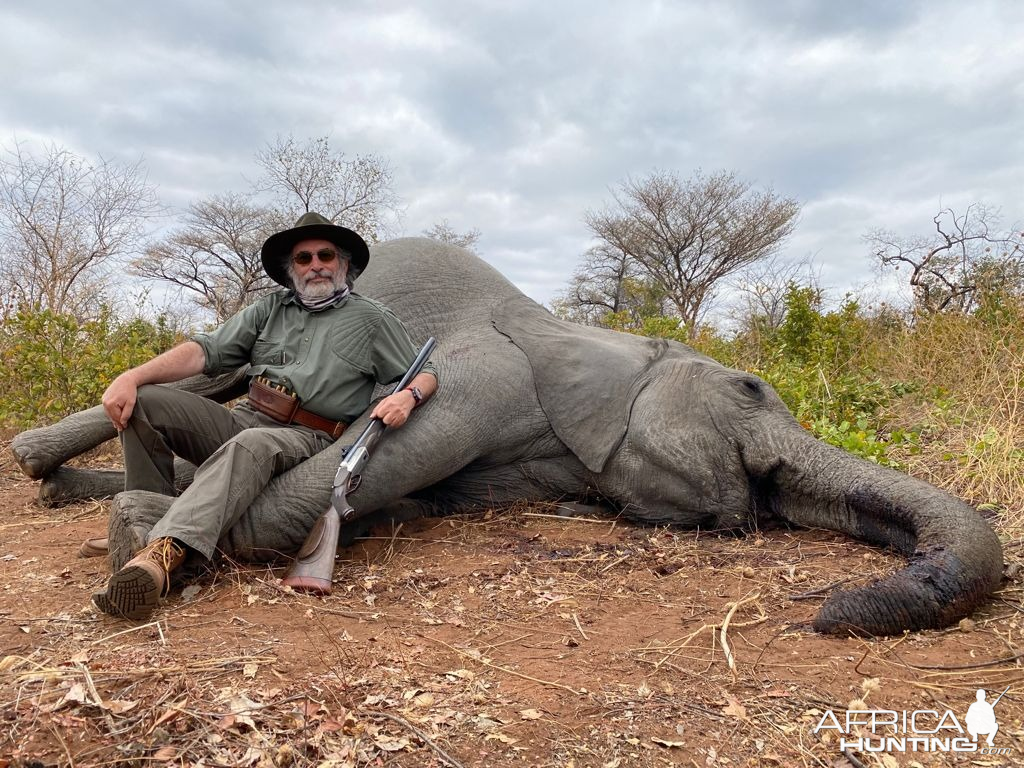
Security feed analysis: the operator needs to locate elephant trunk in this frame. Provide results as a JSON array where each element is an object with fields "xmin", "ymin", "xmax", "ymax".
[{"xmin": 751, "ymin": 434, "xmax": 1003, "ymax": 636}]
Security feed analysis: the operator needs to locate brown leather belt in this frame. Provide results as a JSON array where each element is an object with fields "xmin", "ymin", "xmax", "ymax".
[{"xmin": 247, "ymin": 378, "xmax": 347, "ymax": 439}]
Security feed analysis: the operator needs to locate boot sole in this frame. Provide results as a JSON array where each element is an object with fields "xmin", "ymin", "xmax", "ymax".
[{"xmin": 92, "ymin": 564, "xmax": 162, "ymax": 620}]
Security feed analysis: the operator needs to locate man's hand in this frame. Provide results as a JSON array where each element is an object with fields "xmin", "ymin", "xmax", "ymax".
[
  {"xmin": 102, "ymin": 372, "xmax": 140, "ymax": 431},
  {"xmin": 370, "ymin": 389, "xmax": 417, "ymax": 428},
  {"xmin": 99, "ymin": 341, "xmax": 208, "ymax": 431},
  {"xmin": 370, "ymin": 371, "xmax": 436, "ymax": 428}
]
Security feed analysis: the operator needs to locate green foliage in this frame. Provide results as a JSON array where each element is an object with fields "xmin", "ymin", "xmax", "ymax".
[
  {"xmin": 772, "ymin": 284, "xmax": 865, "ymax": 368},
  {"xmin": 809, "ymin": 417, "xmax": 920, "ymax": 467},
  {"xmin": 748, "ymin": 360, "xmax": 916, "ymax": 467},
  {"xmin": 611, "ymin": 280, "xmax": 919, "ymax": 466},
  {"xmin": 728, "ymin": 285, "xmax": 917, "ymax": 466},
  {"xmin": 0, "ymin": 306, "xmax": 178, "ymax": 428}
]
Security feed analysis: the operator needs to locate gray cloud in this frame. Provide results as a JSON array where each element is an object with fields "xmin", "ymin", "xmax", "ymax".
[{"xmin": 1, "ymin": 0, "xmax": 1021, "ymax": 309}]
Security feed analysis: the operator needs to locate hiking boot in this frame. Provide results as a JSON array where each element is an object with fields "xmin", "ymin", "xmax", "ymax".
[
  {"xmin": 92, "ymin": 537, "xmax": 186, "ymax": 620},
  {"xmin": 78, "ymin": 537, "xmax": 109, "ymax": 558}
]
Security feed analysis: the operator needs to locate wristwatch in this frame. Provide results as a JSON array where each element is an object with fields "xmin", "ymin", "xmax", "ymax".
[{"xmin": 405, "ymin": 386, "xmax": 423, "ymax": 406}]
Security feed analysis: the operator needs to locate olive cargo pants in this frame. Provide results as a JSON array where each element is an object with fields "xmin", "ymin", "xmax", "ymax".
[{"xmin": 122, "ymin": 385, "xmax": 334, "ymax": 559}]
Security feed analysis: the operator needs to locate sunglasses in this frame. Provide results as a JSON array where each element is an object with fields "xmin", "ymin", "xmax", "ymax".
[{"xmin": 292, "ymin": 248, "xmax": 341, "ymax": 266}]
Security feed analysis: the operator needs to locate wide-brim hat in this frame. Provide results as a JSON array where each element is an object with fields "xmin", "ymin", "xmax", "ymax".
[{"xmin": 261, "ymin": 212, "xmax": 370, "ymax": 287}]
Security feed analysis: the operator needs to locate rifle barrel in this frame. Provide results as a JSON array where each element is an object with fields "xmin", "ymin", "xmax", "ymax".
[{"xmin": 991, "ymin": 685, "xmax": 1011, "ymax": 707}]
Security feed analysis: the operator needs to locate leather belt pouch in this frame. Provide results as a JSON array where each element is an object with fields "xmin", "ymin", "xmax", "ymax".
[{"xmin": 248, "ymin": 378, "xmax": 300, "ymax": 423}]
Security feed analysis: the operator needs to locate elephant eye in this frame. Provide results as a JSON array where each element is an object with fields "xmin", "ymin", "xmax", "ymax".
[{"xmin": 734, "ymin": 376, "xmax": 764, "ymax": 402}]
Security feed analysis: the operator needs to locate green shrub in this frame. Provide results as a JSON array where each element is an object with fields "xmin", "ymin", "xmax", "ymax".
[
  {"xmin": 656, "ymin": 283, "xmax": 916, "ymax": 465},
  {"xmin": 0, "ymin": 306, "xmax": 178, "ymax": 428},
  {"xmin": 605, "ymin": 311, "xmax": 690, "ymax": 344}
]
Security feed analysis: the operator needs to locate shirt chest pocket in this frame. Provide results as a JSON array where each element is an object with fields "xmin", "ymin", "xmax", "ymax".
[{"xmin": 252, "ymin": 339, "xmax": 287, "ymax": 366}]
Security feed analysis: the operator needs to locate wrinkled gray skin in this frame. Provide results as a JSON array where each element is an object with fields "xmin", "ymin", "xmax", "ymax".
[
  {"xmin": 217, "ymin": 237, "xmax": 1002, "ymax": 636},
  {"xmin": 17, "ymin": 238, "xmax": 1003, "ymax": 636}
]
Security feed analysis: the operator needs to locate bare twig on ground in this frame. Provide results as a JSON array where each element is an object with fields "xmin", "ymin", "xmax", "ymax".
[
  {"xmin": 75, "ymin": 662, "xmax": 116, "ymax": 732},
  {"xmin": 720, "ymin": 590, "xmax": 762, "ymax": 675},
  {"xmin": 788, "ymin": 577, "xmax": 857, "ymax": 600},
  {"xmin": 521, "ymin": 512, "xmax": 612, "ymax": 524},
  {"xmin": 571, "ymin": 612, "xmax": 589, "ymax": 641},
  {"xmin": 88, "ymin": 618, "xmax": 168, "ymax": 646},
  {"xmin": 371, "ymin": 709, "xmax": 465, "ymax": 768},
  {"xmin": 427, "ymin": 637, "xmax": 585, "ymax": 695}
]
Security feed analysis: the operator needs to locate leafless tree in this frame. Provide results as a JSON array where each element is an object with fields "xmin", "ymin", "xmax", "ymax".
[
  {"xmin": 728, "ymin": 253, "xmax": 820, "ymax": 334},
  {"xmin": 551, "ymin": 243, "xmax": 671, "ymax": 327},
  {"xmin": 136, "ymin": 136, "xmax": 401, "ymax": 322},
  {"xmin": 868, "ymin": 204, "xmax": 1024, "ymax": 314},
  {"xmin": 134, "ymin": 194, "xmax": 287, "ymax": 323},
  {"xmin": 254, "ymin": 135, "xmax": 399, "ymax": 241},
  {"xmin": 0, "ymin": 140, "xmax": 158, "ymax": 319},
  {"xmin": 422, "ymin": 219, "xmax": 481, "ymax": 252},
  {"xmin": 582, "ymin": 169, "xmax": 800, "ymax": 329}
]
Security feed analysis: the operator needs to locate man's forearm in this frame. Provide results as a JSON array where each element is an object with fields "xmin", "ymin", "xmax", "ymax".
[
  {"xmin": 103, "ymin": 341, "xmax": 208, "ymax": 430},
  {"xmin": 370, "ymin": 370, "xmax": 438, "ymax": 427},
  {"xmin": 121, "ymin": 341, "xmax": 207, "ymax": 386}
]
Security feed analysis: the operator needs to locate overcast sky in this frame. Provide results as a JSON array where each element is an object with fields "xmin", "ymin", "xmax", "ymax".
[{"xmin": 1, "ymin": 1, "xmax": 1021, "ymax": 312}]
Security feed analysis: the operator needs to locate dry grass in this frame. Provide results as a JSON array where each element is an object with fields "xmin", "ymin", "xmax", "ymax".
[{"xmin": 868, "ymin": 313, "xmax": 1024, "ymax": 538}]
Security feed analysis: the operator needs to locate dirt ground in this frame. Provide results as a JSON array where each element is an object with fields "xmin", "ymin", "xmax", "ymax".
[{"xmin": 2, "ymin": 444, "xmax": 1023, "ymax": 768}]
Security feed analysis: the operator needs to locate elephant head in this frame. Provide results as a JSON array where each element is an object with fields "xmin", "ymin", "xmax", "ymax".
[{"xmin": 494, "ymin": 292, "xmax": 1004, "ymax": 636}]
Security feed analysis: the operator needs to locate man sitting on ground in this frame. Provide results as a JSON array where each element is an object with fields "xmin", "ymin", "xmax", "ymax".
[{"xmin": 91, "ymin": 212, "xmax": 437, "ymax": 619}]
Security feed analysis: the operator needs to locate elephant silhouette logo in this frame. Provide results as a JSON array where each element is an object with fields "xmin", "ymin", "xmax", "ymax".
[{"xmin": 965, "ymin": 687, "xmax": 1009, "ymax": 746}]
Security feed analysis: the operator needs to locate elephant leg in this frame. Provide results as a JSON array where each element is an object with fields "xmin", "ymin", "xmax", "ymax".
[
  {"xmin": 223, "ymin": 409, "xmax": 485, "ymax": 561},
  {"xmin": 11, "ymin": 369, "xmax": 247, "ymax": 480},
  {"xmin": 41, "ymin": 468, "xmax": 127, "ymax": 507},
  {"xmin": 414, "ymin": 455, "xmax": 589, "ymax": 511},
  {"xmin": 40, "ymin": 459, "xmax": 198, "ymax": 507},
  {"xmin": 107, "ymin": 491, "xmax": 173, "ymax": 571}
]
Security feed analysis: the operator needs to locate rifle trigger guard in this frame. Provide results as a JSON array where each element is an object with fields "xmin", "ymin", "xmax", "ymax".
[{"xmin": 347, "ymin": 475, "xmax": 362, "ymax": 493}]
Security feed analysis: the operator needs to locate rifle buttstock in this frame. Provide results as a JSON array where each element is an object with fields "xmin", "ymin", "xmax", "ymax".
[{"xmin": 281, "ymin": 505, "xmax": 340, "ymax": 595}]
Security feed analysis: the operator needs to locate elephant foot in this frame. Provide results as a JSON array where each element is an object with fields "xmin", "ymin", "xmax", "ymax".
[{"xmin": 108, "ymin": 491, "xmax": 174, "ymax": 570}]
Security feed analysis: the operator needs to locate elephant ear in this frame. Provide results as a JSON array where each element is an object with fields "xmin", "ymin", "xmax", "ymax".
[{"xmin": 493, "ymin": 295, "xmax": 666, "ymax": 473}]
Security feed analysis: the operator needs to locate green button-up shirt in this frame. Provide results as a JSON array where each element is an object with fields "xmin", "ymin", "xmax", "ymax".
[{"xmin": 193, "ymin": 290, "xmax": 436, "ymax": 424}]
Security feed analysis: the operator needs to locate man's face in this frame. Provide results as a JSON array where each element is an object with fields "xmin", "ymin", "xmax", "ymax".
[{"xmin": 289, "ymin": 238, "xmax": 349, "ymax": 299}]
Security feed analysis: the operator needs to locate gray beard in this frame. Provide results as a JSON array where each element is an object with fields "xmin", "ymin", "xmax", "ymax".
[{"xmin": 288, "ymin": 266, "xmax": 346, "ymax": 300}]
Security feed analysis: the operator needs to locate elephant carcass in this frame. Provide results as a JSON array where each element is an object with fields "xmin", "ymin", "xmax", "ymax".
[
  {"xmin": 17, "ymin": 238, "xmax": 1004, "ymax": 636},
  {"xmin": 226, "ymin": 238, "xmax": 1005, "ymax": 635}
]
